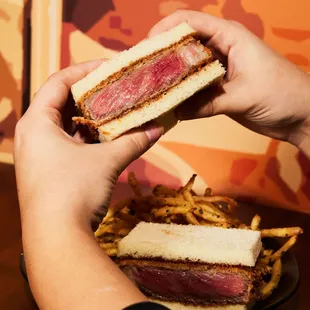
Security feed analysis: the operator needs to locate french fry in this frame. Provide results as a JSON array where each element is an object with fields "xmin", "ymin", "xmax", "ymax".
[
  {"xmin": 200, "ymin": 220, "xmax": 211, "ymax": 226},
  {"xmin": 117, "ymin": 207, "xmax": 139, "ymax": 224},
  {"xmin": 216, "ymin": 202, "xmax": 234, "ymax": 214},
  {"xmin": 261, "ymin": 227, "xmax": 303, "ymax": 238},
  {"xmin": 238, "ymin": 224, "xmax": 250, "ymax": 229},
  {"xmin": 119, "ymin": 206, "xmax": 133, "ymax": 215},
  {"xmin": 182, "ymin": 191, "xmax": 224, "ymax": 225},
  {"xmin": 105, "ymin": 247, "xmax": 118, "ymax": 257},
  {"xmin": 140, "ymin": 212, "xmax": 153, "ymax": 222},
  {"xmin": 251, "ymin": 214, "xmax": 261, "ymax": 231},
  {"xmin": 102, "ymin": 198, "xmax": 132, "ymax": 224},
  {"xmin": 204, "ymin": 187, "xmax": 212, "ymax": 197},
  {"xmin": 95, "ymin": 218, "xmax": 131, "ymax": 237},
  {"xmin": 262, "ymin": 249, "xmax": 274, "ymax": 257},
  {"xmin": 99, "ymin": 242, "xmax": 116, "ymax": 250},
  {"xmin": 152, "ymin": 206, "xmax": 192, "ymax": 218},
  {"xmin": 200, "ymin": 220, "xmax": 232, "ymax": 228},
  {"xmin": 148, "ymin": 196, "xmax": 190, "ymax": 207},
  {"xmin": 153, "ymin": 184, "xmax": 178, "ymax": 197},
  {"xmin": 95, "ymin": 224, "xmax": 115, "ymax": 237},
  {"xmin": 181, "ymin": 174, "xmax": 197, "ymax": 193},
  {"xmin": 260, "ymin": 259, "xmax": 282, "ymax": 300},
  {"xmin": 183, "ymin": 190, "xmax": 195, "ymax": 206},
  {"xmin": 118, "ymin": 227, "xmax": 132, "ymax": 237},
  {"xmin": 196, "ymin": 202, "xmax": 229, "ymax": 219},
  {"xmin": 161, "ymin": 213, "xmax": 176, "ymax": 224},
  {"xmin": 193, "ymin": 196, "xmax": 238, "ymax": 209},
  {"xmin": 265, "ymin": 265, "xmax": 273, "ymax": 274},
  {"xmin": 164, "ymin": 218, "xmax": 171, "ymax": 224},
  {"xmin": 258, "ymin": 264, "xmax": 273, "ymax": 276},
  {"xmin": 190, "ymin": 189, "xmax": 197, "ymax": 196},
  {"xmin": 185, "ymin": 213, "xmax": 200, "ymax": 225},
  {"xmin": 209, "ymin": 197, "xmax": 237, "ymax": 208},
  {"xmin": 167, "ymin": 214, "xmax": 180, "ymax": 224},
  {"xmin": 193, "ymin": 208, "xmax": 227, "ymax": 223},
  {"xmin": 128, "ymin": 172, "xmax": 142, "ymax": 196},
  {"xmin": 218, "ymin": 222, "xmax": 233, "ymax": 228},
  {"xmin": 268, "ymin": 236, "xmax": 298, "ymax": 262}
]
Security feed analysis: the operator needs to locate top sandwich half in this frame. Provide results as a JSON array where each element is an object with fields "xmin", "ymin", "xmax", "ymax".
[{"xmin": 71, "ymin": 23, "xmax": 225, "ymax": 142}]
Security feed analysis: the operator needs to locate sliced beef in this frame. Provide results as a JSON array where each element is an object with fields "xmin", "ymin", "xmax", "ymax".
[
  {"xmin": 85, "ymin": 40, "xmax": 211, "ymax": 122},
  {"xmin": 120, "ymin": 260, "xmax": 253, "ymax": 305}
]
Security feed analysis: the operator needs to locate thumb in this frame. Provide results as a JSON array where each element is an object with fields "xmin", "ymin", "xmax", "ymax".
[{"xmin": 106, "ymin": 123, "xmax": 164, "ymax": 171}]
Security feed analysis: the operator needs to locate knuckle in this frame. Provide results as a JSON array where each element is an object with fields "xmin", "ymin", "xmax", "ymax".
[
  {"xmin": 173, "ymin": 8, "xmax": 186, "ymax": 15},
  {"xmin": 47, "ymin": 72, "xmax": 58, "ymax": 82},
  {"xmin": 173, "ymin": 8, "xmax": 190, "ymax": 18},
  {"xmin": 46, "ymin": 71, "xmax": 66, "ymax": 86},
  {"xmin": 128, "ymin": 137, "xmax": 144, "ymax": 154}
]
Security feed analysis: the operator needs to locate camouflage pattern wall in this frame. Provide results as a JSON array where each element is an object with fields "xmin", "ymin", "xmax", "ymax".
[
  {"xmin": 1, "ymin": 0, "xmax": 310, "ymax": 212},
  {"xmin": 0, "ymin": 0, "xmax": 27, "ymax": 164}
]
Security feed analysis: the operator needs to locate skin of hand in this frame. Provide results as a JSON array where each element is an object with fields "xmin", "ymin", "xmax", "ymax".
[
  {"xmin": 149, "ymin": 10, "xmax": 310, "ymax": 158},
  {"xmin": 14, "ymin": 60, "xmax": 163, "ymax": 309}
]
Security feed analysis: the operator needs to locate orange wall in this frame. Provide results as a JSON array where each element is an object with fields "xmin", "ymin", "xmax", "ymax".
[
  {"xmin": 0, "ymin": 1, "xmax": 26, "ymax": 164},
  {"xmin": 63, "ymin": 0, "xmax": 310, "ymax": 212},
  {"xmin": 1, "ymin": 0, "xmax": 310, "ymax": 212}
]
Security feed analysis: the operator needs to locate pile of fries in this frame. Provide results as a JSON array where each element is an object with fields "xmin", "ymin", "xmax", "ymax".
[{"xmin": 95, "ymin": 172, "xmax": 303, "ymax": 301}]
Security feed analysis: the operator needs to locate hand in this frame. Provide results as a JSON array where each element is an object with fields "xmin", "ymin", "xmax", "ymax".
[
  {"xmin": 14, "ymin": 60, "xmax": 163, "ymax": 227},
  {"xmin": 149, "ymin": 10, "xmax": 310, "ymax": 156},
  {"xmin": 14, "ymin": 61, "xmax": 162, "ymax": 309}
]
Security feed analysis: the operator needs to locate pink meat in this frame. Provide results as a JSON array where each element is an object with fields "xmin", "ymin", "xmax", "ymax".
[
  {"xmin": 86, "ymin": 41, "xmax": 208, "ymax": 121},
  {"xmin": 122, "ymin": 265, "xmax": 251, "ymax": 304}
]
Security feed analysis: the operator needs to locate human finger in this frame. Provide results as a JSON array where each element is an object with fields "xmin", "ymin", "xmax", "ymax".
[
  {"xmin": 96, "ymin": 123, "xmax": 164, "ymax": 173},
  {"xmin": 148, "ymin": 10, "xmax": 238, "ymax": 55},
  {"xmin": 175, "ymin": 78, "xmax": 246, "ymax": 120}
]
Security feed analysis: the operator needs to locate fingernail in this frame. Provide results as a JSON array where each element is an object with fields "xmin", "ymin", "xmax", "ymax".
[{"xmin": 145, "ymin": 123, "xmax": 164, "ymax": 144}]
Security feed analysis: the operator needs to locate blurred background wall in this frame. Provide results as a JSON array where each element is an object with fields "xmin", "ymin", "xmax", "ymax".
[
  {"xmin": 1, "ymin": 0, "xmax": 310, "ymax": 212},
  {"xmin": 0, "ymin": 0, "xmax": 30, "ymax": 164}
]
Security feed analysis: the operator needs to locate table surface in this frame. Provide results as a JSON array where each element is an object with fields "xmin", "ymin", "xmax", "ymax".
[{"xmin": 0, "ymin": 162, "xmax": 309, "ymax": 310}]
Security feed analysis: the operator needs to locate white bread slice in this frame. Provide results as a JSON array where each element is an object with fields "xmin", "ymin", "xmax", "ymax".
[
  {"xmin": 98, "ymin": 60, "xmax": 225, "ymax": 142},
  {"xmin": 118, "ymin": 222, "xmax": 262, "ymax": 267},
  {"xmin": 71, "ymin": 22, "xmax": 196, "ymax": 103},
  {"xmin": 151, "ymin": 300, "xmax": 246, "ymax": 310}
]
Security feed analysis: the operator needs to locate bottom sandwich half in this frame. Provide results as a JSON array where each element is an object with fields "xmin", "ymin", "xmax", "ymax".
[{"xmin": 117, "ymin": 223, "xmax": 263, "ymax": 310}]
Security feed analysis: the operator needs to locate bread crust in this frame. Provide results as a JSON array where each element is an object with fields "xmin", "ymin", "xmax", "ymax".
[{"xmin": 119, "ymin": 259, "xmax": 253, "ymax": 274}]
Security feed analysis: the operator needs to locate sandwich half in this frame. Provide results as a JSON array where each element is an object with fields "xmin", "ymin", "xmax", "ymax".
[
  {"xmin": 118, "ymin": 222, "xmax": 263, "ymax": 310},
  {"xmin": 71, "ymin": 22, "xmax": 225, "ymax": 142}
]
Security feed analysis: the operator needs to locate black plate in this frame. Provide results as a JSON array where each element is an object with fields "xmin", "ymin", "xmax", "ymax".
[
  {"xmin": 19, "ymin": 238, "xmax": 299, "ymax": 309},
  {"xmin": 253, "ymin": 238, "xmax": 299, "ymax": 309}
]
